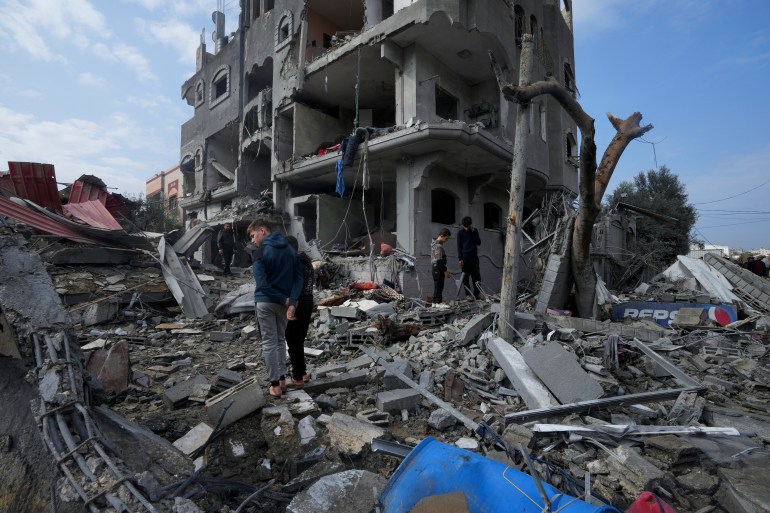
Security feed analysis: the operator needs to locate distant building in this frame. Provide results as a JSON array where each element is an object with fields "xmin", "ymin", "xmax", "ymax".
[
  {"xmin": 687, "ymin": 244, "xmax": 729, "ymax": 259},
  {"xmin": 178, "ymin": 0, "xmax": 579, "ymax": 295},
  {"xmin": 145, "ymin": 165, "xmax": 183, "ymax": 221}
]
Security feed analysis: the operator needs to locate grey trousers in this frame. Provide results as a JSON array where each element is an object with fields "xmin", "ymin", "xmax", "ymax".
[{"xmin": 255, "ymin": 302, "xmax": 288, "ymax": 383}]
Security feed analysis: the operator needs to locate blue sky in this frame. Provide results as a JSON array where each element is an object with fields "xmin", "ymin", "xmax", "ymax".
[{"xmin": 1, "ymin": 0, "xmax": 768, "ymax": 250}]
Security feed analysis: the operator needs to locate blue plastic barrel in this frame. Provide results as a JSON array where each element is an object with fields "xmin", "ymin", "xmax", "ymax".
[{"xmin": 379, "ymin": 437, "xmax": 621, "ymax": 513}]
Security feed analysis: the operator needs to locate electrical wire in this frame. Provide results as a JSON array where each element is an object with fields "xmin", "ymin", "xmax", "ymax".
[{"xmin": 693, "ymin": 178, "xmax": 770, "ymax": 205}]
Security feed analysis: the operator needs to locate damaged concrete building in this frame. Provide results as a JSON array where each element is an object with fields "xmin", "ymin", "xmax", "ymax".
[{"xmin": 179, "ymin": 0, "xmax": 579, "ymax": 297}]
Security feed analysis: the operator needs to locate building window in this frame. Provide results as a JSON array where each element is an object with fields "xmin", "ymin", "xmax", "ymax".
[
  {"xmin": 530, "ymin": 15, "xmax": 538, "ymax": 54},
  {"xmin": 168, "ymin": 196, "xmax": 178, "ymax": 211},
  {"xmin": 514, "ymin": 6, "xmax": 524, "ymax": 46},
  {"xmin": 540, "ymin": 104, "xmax": 547, "ymax": 141},
  {"xmin": 431, "ymin": 189, "xmax": 456, "ymax": 224},
  {"xmin": 264, "ymin": 0, "xmax": 274, "ymax": 13},
  {"xmin": 566, "ymin": 131, "xmax": 578, "ymax": 167},
  {"xmin": 195, "ymin": 80, "xmax": 204, "ymax": 107},
  {"xmin": 564, "ymin": 62, "xmax": 575, "ymax": 94},
  {"xmin": 275, "ymin": 11, "xmax": 293, "ymax": 51},
  {"xmin": 435, "ymin": 86, "xmax": 458, "ymax": 121},
  {"xmin": 484, "ymin": 203, "xmax": 502, "ymax": 230},
  {"xmin": 210, "ymin": 65, "xmax": 230, "ymax": 108},
  {"xmin": 252, "ymin": 0, "xmax": 260, "ymax": 19}
]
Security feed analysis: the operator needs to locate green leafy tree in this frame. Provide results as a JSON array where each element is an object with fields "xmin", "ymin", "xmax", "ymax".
[{"xmin": 606, "ymin": 166, "xmax": 698, "ymax": 279}]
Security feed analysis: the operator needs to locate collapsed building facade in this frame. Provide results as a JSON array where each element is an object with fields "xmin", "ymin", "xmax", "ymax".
[{"xmin": 179, "ymin": 0, "xmax": 579, "ymax": 297}]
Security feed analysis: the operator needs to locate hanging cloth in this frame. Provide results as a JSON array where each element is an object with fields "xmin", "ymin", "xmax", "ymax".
[{"xmin": 335, "ymin": 160, "xmax": 345, "ymax": 197}]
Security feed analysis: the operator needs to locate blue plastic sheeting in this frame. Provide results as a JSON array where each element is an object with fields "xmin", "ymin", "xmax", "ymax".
[{"xmin": 379, "ymin": 437, "xmax": 621, "ymax": 513}]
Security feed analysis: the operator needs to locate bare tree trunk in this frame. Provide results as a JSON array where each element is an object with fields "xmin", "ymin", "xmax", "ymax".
[
  {"xmin": 490, "ymin": 50, "xmax": 652, "ymax": 318},
  {"xmin": 499, "ymin": 36, "xmax": 534, "ymax": 342}
]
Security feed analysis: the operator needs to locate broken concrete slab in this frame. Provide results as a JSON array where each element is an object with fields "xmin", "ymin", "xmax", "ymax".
[
  {"xmin": 486, "ymin": 336, "xmax": 558, "ymax": 410},
  {"xmin": 376, "ymin": 389, "xmax": 422, "ymax": 413},
  {"xmin": 303, "ymin": 369, "xmax": 369, "ymax": 394},
  {"xmin": 81, "ymin": 302, "xmax": 119, "ymax": 326},
  {"xmin": 427, "ymin": 409, "xmax": 457, "ymax": 431},
  {"xmin": 522, "ymin": 341, "xmax": 604, "ymax": 404},
  {"xmin": 209, "ymin": 331, "xmax": 235, "ymax": 342},
  {"xmin": 282, "ymin": 461, "xmax": 346, "ymax": 493},
  {"xmin": 286, "ymin": 469, "xmax": 387, "ymax": 513},
  {"xmin": 157, "ymin": 235, "xmax": 209, "ymax": 318},
  {"xmin": 322, "ymin": 413, "xmax": 385, "ymax": 456},
  {"xmin": 384, "ymin": 360, "xmax": 413, "ymax": 390},
  {"xmin": 457, "ymin": 312, "xmax": 493, "ymax": 346},
  {"xmin": 163, "ymin": 374, "xmax": 209, "ymax": 409},
  {"xmin": 716, "ymin": 458, "xmax": 770, "ymax": 513},
  {"xmin": 173, "ymin": 422, "xmax": 213, "ymax": 457},
  {"xmin": 205, "ymin": 375, "xmax": 266, "ymax": 428}
]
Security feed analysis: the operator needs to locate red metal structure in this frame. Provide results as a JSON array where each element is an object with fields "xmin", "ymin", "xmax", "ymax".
[{"xmin": 7, "ymin": 162, "xmax": 63, "ymax": 213}]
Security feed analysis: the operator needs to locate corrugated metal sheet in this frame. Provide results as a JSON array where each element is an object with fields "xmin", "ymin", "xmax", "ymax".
[
  {"xmin": 69, "ymin": 180, "xmax": 108, "ymax": 204},
  {"xmin": 0, "ymin": 195, "xmax": 97, "ymax": 245},
  {"xmin": 8, "ymin": 162, "xmax": 63, "ymax": 213},
  {"xmin": 63, "ymin": 200, "xmax": 123, "ymax": 230}
]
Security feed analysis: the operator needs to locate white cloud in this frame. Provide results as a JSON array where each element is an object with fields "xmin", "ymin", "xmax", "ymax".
[
  {"xmin": 0, "ymin": 0, "xmax": 108, "ymax": 61},
  {"xmin": 140, "ymin": 18, "xmax": 201, "ymax": 65},
  {"xmin": 0, "ymin": 104, "xmax": 160, "ymax": 195},
  {"xmin": 91, "ymin": 42, "xmax": 157, "ymax": 82},
  {"xmin": 77, "ymin": 72, "xmax": 107, "ymax": 87}
]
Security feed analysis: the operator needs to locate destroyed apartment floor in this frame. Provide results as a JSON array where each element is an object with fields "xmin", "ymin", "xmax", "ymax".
[{"xmin": 36, "ymin": 260, "xmax": 769, "ymax": 513}]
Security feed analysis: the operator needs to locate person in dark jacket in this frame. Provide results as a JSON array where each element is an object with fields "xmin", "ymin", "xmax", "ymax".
[
  {"xmin": 457, "ymin": 216, "xmax": 482, "ymax": 300},
  {"xmin": 284, "ymin": 236, "xmax": 313, "ymax": 387},
  {"xmin": 430, "ymin": 228, "xmax": 451, "ymax": 304},
  {"xmin": 247, "ymin": 218, "xmax": 303, "ymax": 398},
  {"xmin": 217, "ymin": 223, "xmax": 236, "ymax": 275}
]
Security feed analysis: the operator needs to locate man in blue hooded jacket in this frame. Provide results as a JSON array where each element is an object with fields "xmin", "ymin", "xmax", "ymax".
[{"xmin": 247, "ymin": 218, "xmax": 303, "ymax": 398}]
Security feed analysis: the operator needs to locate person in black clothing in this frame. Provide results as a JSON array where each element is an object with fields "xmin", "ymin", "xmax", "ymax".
[
  {"xmin": 285, "ymin": 236, "xmax": 313, "ymax": 387},
  {"xmin": 217, "ymin": 223, "xmax": 236, "ymax": 275},
  {"xmin": 431, "ymin": 228, "xmax": 451, "ymax": 304},
  {"xmin": 457, "ymin": 216, "xmax": 482, "ymax": 300}
]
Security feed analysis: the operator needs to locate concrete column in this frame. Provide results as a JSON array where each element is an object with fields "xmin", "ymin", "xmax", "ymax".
[{"xmin": 395, "ymin": 152, "xmax": 443, "ymax": 255}]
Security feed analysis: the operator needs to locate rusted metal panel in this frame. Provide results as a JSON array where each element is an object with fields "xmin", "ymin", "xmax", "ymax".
[
  {"xmin": 7, "ymin": 162, "xmax": 63, "ymax": 213},
  {"xmin": 0, "ymin": 195, "xmax": 97, "ymax": 244},
  {"xmin": 69, "ymin": 179, "xmax": 108, "ymax": 204},
  {"xmin": 63, "ymin": 200, "xmax": 123, "ymax": 230}
]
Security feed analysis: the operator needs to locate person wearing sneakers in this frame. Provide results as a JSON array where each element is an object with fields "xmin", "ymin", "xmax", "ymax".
[
  {"xmin": 247, "ymin": 218, "xmax": 303, "ymax": 398},
  {"xmin": 457, "ymin": 216, "xmax": 482, "ymax": 300},
  {"xmin": 430, "ymin": 228, "xmax": 452, "ymax": 305},
  {"xmin": 284, "ymin": 236, "xmax": 313, "ymax": 387}
]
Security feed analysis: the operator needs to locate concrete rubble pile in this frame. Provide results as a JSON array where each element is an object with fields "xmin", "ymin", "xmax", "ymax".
[{"xmin": 1, "ymin": 220, "xmax": 770, "ymax": 513}]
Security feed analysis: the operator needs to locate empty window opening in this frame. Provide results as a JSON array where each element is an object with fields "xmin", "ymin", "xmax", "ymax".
[
  {"xmin": 295, "ymin": 201, "xmax": 318, "ymax": 243},
  {"xmin": 276, "ymin": 108, "xmax": 294, "ymax": 161},
  {"xmin": 431, "ymin": 189, "xmax": 456, "ymax": 224},
  {"xmin": 276, "ymin": 11, "xmax": 293, "ymax": 50},
  {"xmin": 252, "ymin": 0, "xmax": 260, "ymax": 19},
  {"xmin": 514, "ymin": 6, "xmax": 524, "ymax": 45},
  {"xmin": 435, "ymin": 86, "xmax": 458, "ymax": 120},
  {"xmin": 211, "ymin": 67, "xmax": 229, "ymax": 105},
  {"xmin": 484, "ymin": 202, "xmax": 502, "ymax": 230},
  {"xmin": 264, "ymin": 0, "xmax": 274, "ymax": 13},
  {"xmin": 540, "ymin": 104, "xmax": 547, "ymax": 141},
  {"xmin": 566, "ymin": 132, "xmax": 578, "ymax": 166},
  {"xmin": 564, "ymin": 62, "xmax": 575, "ymax": 93},
  {"xmin": 382, "ymin": 0, "xmax": 394, "ymax": 19},
  {"xmin": 530, "ymin": 16, "xmax": 539, "ymax": 54},
  {"xmin": 195, "ymin": 81, "xmax": 204, "ymax": 105}
]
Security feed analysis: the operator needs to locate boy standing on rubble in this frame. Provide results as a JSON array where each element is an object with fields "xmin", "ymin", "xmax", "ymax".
[
  {"xmin": 285, "ymin": 236, "xmax": 313, "ymax": 386},
  {"xmin": 217, "ymin": 223, "xmax": 236, "ymax": 275},
  {"xmin": 457, "ymin": 216, "xmax": 482, "ymax": 300},
  {"xmin": 247, "ymin": 219, "xmax": 303, "ymax": 398},
  {"xmin": 431, "ymin": 228, "xmax": 452, "ymax": 305}
]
